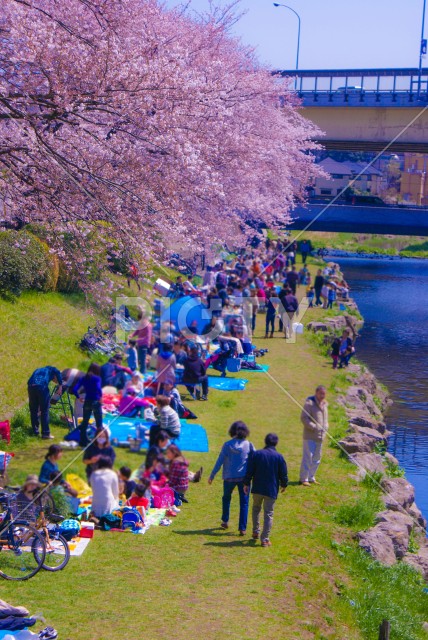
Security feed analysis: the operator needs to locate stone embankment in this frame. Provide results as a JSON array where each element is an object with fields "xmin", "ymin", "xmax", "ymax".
[{"xmin": 307, "ymin": 307, "xmax": 428, "ymax": 579}]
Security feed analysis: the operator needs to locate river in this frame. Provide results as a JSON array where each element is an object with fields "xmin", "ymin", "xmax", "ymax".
[{"xmin": 334, "ymin": 257, "xmax": 428, "ymax": 517}]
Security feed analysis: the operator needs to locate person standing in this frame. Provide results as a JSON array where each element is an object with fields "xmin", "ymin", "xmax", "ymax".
[
  {"xmin": 299, "ymin": 385, "xmax": 329, "ymax": 487},
  {"xmin": 131, "ymin": 310, "xmax": 153, "ymax": 375},
  {"xmin": 243, "ymin": 433, "xmax": 288, "ymax": 547},
  {"xmin": 208, "ymin": 421, "xmax": 255, "ymax": 536},
  {"xmin": 314, "ymin": 269, "xmax": 324, "ymax": 307},
  {"xmin": 27, "ymin": 366, "xmax": 63, "ymax": 439},
  {"xmin": 72, "ymin": 363, "xmax": 103, "ymax": 447}
]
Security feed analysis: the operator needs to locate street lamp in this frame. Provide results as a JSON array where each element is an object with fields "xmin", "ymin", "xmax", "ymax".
[
  {"xmin": 273, "ymin": 3, "xmax": 301, "ymax": 74},
  {"xmin": 418, "ymin": 0, "xmax": 427, "ymax": 98}
]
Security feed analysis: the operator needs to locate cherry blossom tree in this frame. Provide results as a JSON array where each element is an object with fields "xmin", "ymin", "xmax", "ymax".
[{"xmin": 0, "ymin": 0, "xmax": 322, "ymax": 297}]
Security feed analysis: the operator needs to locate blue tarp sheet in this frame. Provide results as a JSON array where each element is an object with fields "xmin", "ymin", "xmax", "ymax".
[
  {"xmin": 207, "ymin": 376, "xmax": 248, "ymax": 391},
  {"xmin": 102, "ymin": 413, "xmax": 209, "ymax": 452}
]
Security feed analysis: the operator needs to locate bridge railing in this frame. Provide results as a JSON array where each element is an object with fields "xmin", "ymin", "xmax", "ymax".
[{"xmin": 276, "ymin": 68, "xmax": 428, "ymax": 106}]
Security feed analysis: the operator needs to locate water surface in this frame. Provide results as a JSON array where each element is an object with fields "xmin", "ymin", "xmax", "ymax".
[{"xmin": 335, "ymin": 257, "xmax": 428, "ymax": 516}]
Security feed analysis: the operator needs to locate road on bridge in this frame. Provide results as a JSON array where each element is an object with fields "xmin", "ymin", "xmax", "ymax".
[{"xmin": 289, "ymin": 203, "xmax": 428, "ymax": 236}]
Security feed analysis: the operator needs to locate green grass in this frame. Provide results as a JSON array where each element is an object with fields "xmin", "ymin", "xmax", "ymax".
[
  {"xmin": 289, "ymin": 231, "xmax": 428, "ymax": 258},
  {"xmin": 332, "ymin": 544, "xmax": 428, "ymax": 640},
  {"xmin": 0, "ymin": 260, "xmax": 427, "ymax": 639},
  {"xmin": 334, "ymin": 491, "xmax": 383, "ymax": 531}
]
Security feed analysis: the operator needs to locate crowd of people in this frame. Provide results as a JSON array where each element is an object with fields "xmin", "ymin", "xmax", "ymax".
[{"xmin": 22, "ymin": 234, "xmax": 347, "ymax": 545}]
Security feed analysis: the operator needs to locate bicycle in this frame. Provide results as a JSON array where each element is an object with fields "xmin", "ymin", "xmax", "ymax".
[
  {"xmin": 8, "ymin": 487, "xmax": 70, "ymax": 573},
  {"xmin": 0, "ymin": 492, "xmax": 46, "ymax": 580}
]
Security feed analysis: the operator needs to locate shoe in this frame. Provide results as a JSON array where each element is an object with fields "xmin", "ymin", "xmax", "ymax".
[
  {"xmin": 252, "ymin": 532, "xmax": 259, "ymax": 539},
  {"xmin": 160, "ymin": 518, "xmax": 172, "ymax": 526},
  {"xmin": 221, "ymin": 522, "xmax": 229, "ymax": 529},
  {"xmin": 170, "ymin": 505, "xmax": 181, "ymax": 513},
  {"xmin": 310, "ymin": 479, "xmax": 321, "ymax": 485},
  {"xmin": 269, "ymin": 332, "xmax": 274, "ymax": 338},
  {"xmin": 195, "ymin": 389, "xmax": 201, "ymax": 400},
  {"xmin": 192, "ymin": 467, "xmax": 203, "ymax": 483},
  {"xmin": 200, "ymin": 395, "xmax": 208, "ymax": 401},
  {"xmin": 300, "ymin": 481, "xmax": 311, "ymax": 487},
  {"xmin": 39, "ymin": 628, "xmax": 58, "ymax": 640},
  {"xmin": 177, "ymin": 493, "xmax": 188, "ymax": 503},
  {"xmin": 264, "ymin": 334, "xmax": 268, "ymax": 339},
  {"xmin": 239, "ymin": 530, "xmax": 246, "ymax": 536},
  {"xmin": 261, "ymin": 539, "xmax": 272, "ymax": 547},
  {"xmin": 165, "ymin": 509, "xmax": 177, "ymax": 517},
  {"xmin": 42, "ymin": 435, "xmax": 55, "ymax": 440}
]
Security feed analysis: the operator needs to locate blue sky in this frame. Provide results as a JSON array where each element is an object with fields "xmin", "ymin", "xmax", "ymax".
[{"xmin": 165, "ymin": 0, "xmax": 425, "ymax": 70}]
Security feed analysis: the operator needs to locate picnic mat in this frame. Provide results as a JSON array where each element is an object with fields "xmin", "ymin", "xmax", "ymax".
[
  {"xmin": 69, "ymin": 537, "xmax": 91, "ymax": 556},
  {"xmin": 208, "ymin": 376, "xmax": 248, "ymax": 391},
  {"xmin": 242, "ymin": 364, "xmax": 270, "ymax": 372},
  {"xmin": 103, "ymin": 414, "xmax": 209, "ymax": 452}
]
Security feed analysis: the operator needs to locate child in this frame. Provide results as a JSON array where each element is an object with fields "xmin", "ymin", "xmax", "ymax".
[
  {"xmin": 118, "ymin": 466, "xmax": 136, "ymax": 500},
  {"xmin": 327, "ymin": 286, "xmax": 336, "ymax": 309},
  {"xmin": 307, "ymin": 286, "xmax": 315, "ymax": 308},
  {"xmin": 143, "ymin": 457, "xmax": 168, "ymax": 488},
  {"xmin": 126, "ymin": 480, "xmax": 151, "ymax": 511},
  {"xmin": 126, "ymin": 339, "xmax": 138, "ymax": 372},
  {"xmin": 331, "ymin": 337, "xmax": 340, "ymax": 369},
  {"xmin": 166, "ymin": 444, "xmax": 189, "ymax": 497}
]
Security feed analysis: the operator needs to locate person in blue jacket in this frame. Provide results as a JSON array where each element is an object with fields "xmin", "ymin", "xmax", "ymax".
[
  {"xmin": 208, "ymin": 421, "xmax": 255, "ymax": 536},
  {"xmin": 243, "ymin": 433, "xmax": 288, "ymax": 547},
  {"xmin": 27, "ymin": 365, "xmax": 62, "ymax": 439},
  {"xmin": 72, "ymin": 363, "xmax": 103, "ymax": 447}
]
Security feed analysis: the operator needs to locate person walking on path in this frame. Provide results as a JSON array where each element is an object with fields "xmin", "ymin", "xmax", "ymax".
[
  {"xmin": 243, "ymin": 433, "xmax": 288, "ymax": 547},
  {"xmin": 314, "ymin": 269, "xmax": 324, "ymax": 307},
  {"xmin": 299, "ymin": 385, "xmax": 329, "ymax": 487},
  {"xmin": 208, "ymin": 421, "xmax": 255, "ymax": 536},
  {"xmin": 27, "ymin": 366, "xmax": 63, "ymax": 439}
]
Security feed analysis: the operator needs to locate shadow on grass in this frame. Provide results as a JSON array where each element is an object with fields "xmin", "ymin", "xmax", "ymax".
[
  {"xmin": 203, "ymin": 539, "xmax": 259, "ymax": 548},
  {"xmin": 172, "ymin": 527, "xmax": 233, "ymax": 537}
]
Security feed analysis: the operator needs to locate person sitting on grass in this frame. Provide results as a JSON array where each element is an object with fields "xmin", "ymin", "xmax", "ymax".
[
  {"xmin": 39, "ymin": 444, "xmax": 63, "ymax": 484},
  {"xmin": 83, "ymin": 428, "xmax": 116, "ymax": 480},
  {"xmin": 118, "ymin": 466, "xmax": 136, "ymax": 500},
  {"xmin": 16, "ymin": 475, "xmax": 43, "ymax": 520},
  {"xmin": 125, "ymin": 480, "xmax": 151, "ymax": 511},
  {"xmin": 149, "ymin": 396, "xmax": 181, "ymax": 446},
  {"xmin": 166, "ymin": 444, "xmax": 189, "ymax": 499},
  {"xmin": 117, "ymin": 386, "xmax": 150, "ymax": 417},
  {"xmin": 90, "ymin": 456, "xmax": 119, "ymax": 519},
  {"xmin": 182, "ymin": 346, "xmax": 209, "ymax": 400},
  {"xmin": 145, "ymin": 430, "xmax": 170, "ymax": 471}
]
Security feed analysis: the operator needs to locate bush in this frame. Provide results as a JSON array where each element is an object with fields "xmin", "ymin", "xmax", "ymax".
[
  {"xmin": 9, "ymin": 406, "xmax": 33, "ymax": 447},
  {"xmin": 334, "ymin": 490, "xmax": 383, "ymax": 530},
  {"xmin": 0, "ymin": 230, "xmax": 55, "ymax": 297}
]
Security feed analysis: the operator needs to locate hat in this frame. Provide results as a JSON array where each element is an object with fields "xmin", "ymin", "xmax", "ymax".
[{"xmin": 22, "ymin": 474, "xmax": 42, "ymax": 491}]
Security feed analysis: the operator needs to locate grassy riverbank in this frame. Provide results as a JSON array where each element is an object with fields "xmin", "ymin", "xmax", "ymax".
[
  {"xmin": 288, "ymin": 232, "xmax": 428, "ymax": 258},
  {"xmin": 1, "ymin": 268, "xmax": 427, "ymax": 639}
]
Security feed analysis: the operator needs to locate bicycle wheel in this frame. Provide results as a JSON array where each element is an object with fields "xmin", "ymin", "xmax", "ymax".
[
  {"xmin": 36, "ymin": 532, "xmax": 70, "ymax": 572},
  {"xmin": 0, "ymin": 523, "xmax": 46, "ymax": 580}
]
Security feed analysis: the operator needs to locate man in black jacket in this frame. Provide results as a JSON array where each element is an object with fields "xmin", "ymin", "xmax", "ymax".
[
  {"xmin": 243, "ymin": 433, "xmax": 288, "ymax": 547},
  {"xmin": 182, "ymin": 347, "xmax": 209, "ymax": 400}
]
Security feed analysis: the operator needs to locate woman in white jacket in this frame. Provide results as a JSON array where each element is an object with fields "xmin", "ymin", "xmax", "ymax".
[{"xmin": 90, "ymin": 456, "xmax": 119, "ymax": 518}]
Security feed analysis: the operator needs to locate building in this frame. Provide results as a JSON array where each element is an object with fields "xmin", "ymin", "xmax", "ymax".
[
  {"xmin": 400, "ymin": 153, "xmax": 428, "ymax": 206},
  {"xmin": 313, "ymin": 158, "xmax": 383, "ymax": 197}
]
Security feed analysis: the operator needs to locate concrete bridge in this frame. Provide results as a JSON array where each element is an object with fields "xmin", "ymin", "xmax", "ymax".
[
  {"xmin": 279, "ymin": 68, "xmax": 428, "ymax": 153},
  {"xmin": 289, "ymin": 202, "xmax": 428, "ymax": 236}
]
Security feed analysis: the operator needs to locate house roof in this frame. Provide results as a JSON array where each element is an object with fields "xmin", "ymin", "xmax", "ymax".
[
  {"xmin": 317, "ymin": 158, "xmax": 383, "ymax": 177},
  {"xmin": 317, "ymin": 157, "xmax": 353, "ymax": 175}
]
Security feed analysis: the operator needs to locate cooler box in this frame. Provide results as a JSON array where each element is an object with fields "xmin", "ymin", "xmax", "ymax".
[
  {"xmin": 80, "ymin": 522, "xmax": 95, "ymax": 539},
  {"xmin": 153, "ymin": 278, "xmax": 171, "ymax": 296}
]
